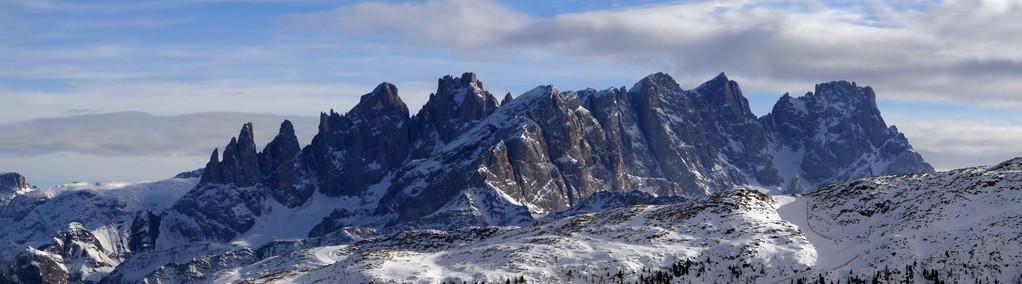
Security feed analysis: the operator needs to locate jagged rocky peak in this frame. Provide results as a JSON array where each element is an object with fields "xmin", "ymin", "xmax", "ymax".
[
  {"xmin": 814, "ymin": 80, "xmax": 875, "ymax": 105},
  {"xmin": 631, "ymin": 72, "xmax": 683, "ymax": 94},
  {"xmin": 501, "ymin": 92, "xmax": 513, "ymax": 106},
  {"xmin": 198, "ymin": 122, "xmax": 260, "ymax": 187},
  {"xmin": 760, "ymin": 80, "xmax": 933, "ymax": 189},
  {"xmin": 199, "ymin": 148, "xmax": 221, "ymax": 184},
  {"xmin": 0, "ymin": 172, "xmax": 34, "ymax": 206},
  {"xmin": 259, "ymin": 120, "xmax": 300, "ymax": 175},
  {"xmin": 411, "ymin": 72, "xmax": 499, "ymax": 156},
  {"xmin": 259, "ymin": 119, "xmax": 310, "ymax": 208},
  {"xmin": 770, "ymin": 92, "xmax": 798, "ymax": 112},
  {"xmin": 307, "ymin": 81, "xmax": 411, "ymax": 197},
  {"xmin": 353, "ymin": 82, "xmax": 408, "ymax": 119},
  {"xmin": 1, "ymin": 172, "xmax": 32, "ymax": 194},
  {"xmin": 693, "ymin": 72, "xmax": 754, "ymax": 119}
]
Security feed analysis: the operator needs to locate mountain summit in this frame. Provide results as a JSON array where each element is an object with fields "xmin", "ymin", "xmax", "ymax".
[
  {"xmin": 0, "ymin": 172, "xmax": 34, "ymax": 206},
  {"xmin": 0, "ymin": 72, "xmax": 937, "ymax": 283},
  {"xmin": 156, "ymin": 72, "xmax": 932, "ymax": 244}
]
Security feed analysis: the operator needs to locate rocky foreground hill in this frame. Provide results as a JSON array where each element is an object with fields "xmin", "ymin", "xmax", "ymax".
[{"xmin": 0, "ymin": 72, "xmax": 957, "ymax": 283}]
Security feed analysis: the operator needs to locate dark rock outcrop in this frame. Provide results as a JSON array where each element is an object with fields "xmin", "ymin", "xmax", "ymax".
[
  {"xmin": 163, "ymin": 72, "xmax": 933, "ymax": 242},
  {"xmin": 202, "ymin": 123, "xmax": 260, "ymax": 187},
  {"xmin": 0, "ymin": 173, "xmax": 29, "ymax": 193},
  {"xmin": 128, "ymin": 211, "xmax": 160, "ymax": 253},
  {"xmin": 760, "ymin": 81, "xmax": 934, "ymax": 188},
  {"xmin": 409, "ymin": 72, "xmax": 500, "ymax": 158},
  {"xmin": 305, "ymin": 82, "xmax": 411, "ymax": 197},
  {"xmin": 1, "ymin": 172, "xmax": 34, "ymax": 206},
  {"xmin": 501, "ymin": 92, "xmax": 514, "ymax": 106},
  {"xmin": 258, "ymin": 120, "xmax": 310, "ymax": 207}
]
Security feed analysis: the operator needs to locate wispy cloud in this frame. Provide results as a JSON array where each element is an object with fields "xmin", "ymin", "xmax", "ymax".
[
  {"xmin": 0, "ymin": 80, "xmax": 380, "ymax": 122},
  {"xmin": 894, "ymin": 119, "xmax": 1022, "ymax": 170},
  {"xmin": 281, "ymin": 0, "xmax": 534, "ymax": 48},
  {"xmin": 281, "ymin": 0, "xmax": 1022, "ymax": 109}
]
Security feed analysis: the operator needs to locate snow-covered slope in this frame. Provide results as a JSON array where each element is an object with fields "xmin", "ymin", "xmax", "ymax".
[
  {"xmin": 0, "ymin": 177, "xmax": 196, "ymax": 282},
  {"xmin": 0, "ymin": 72, "xmax": 950, "ymax": 283},
  {"xmin": 790, "ymin": 157, "xmax": 1022, "ymax": 283},
  {"xmin": 209, "ymin": 189, "xmax": 815, "ymax": 283},
  {"xmin": 108, "ymin": 157, "xmax": 1022, "ymax": 283}
]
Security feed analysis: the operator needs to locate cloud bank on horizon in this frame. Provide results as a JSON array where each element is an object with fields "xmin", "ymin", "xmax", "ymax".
[{"xmin": 1, "ymin": 0, "xmax": 1021, "ymax": 186}]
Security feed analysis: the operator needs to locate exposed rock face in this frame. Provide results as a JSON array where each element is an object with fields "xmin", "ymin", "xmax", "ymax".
[
  {"xmin": 0, "ymin": 172, "xmax": 33, "ymax": 206},
  {"xmin": 128, "ymin": 211, "xmax": 160, "ymax": 253},
  {"xmin": 409, "ymin": 72, "xmax": 500, "ymax": 158},
  {"xmin": 258, "ymin": 120, "xmax": 310, "ymax": 207},
  {"xmin": 760, "ymin": 81, "xmax": 934, "ymax": 188},
  {"xmin": 198, "ymin": 123, "xmax": 260, "ymax": 187},
  {"xmin": 0, "ymin": 72, "xmax": 939, "ymax": 283},
  {"xmin": 4, "ymin": 248, "xmax": 67, "ymax": 284},
  {"xmin": 306, "ymin": 82, "xmax": 411, "ymax": 197},
  {"xmin": 197, "ymin": 120, "xmax": 311, "ymax": 207},
  {"xmin": 4, "ymin": 222, "xmax": 118, "ymax": 283},
  {"xmin": 0, "ymin": 173, "xmax": 29, "ymax": 193},
  {"xmin": 692, "ymin": 73, "xmax": 782, "ymax": 187},
  {"xmin": 161, "ymin": 72, "xmax": 933, "ymax": 242}
]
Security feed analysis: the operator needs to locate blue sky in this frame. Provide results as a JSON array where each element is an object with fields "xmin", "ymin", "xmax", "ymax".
[{"xmin": 2, "ymin": 0, "xmax": 1022, "ymax": 187}]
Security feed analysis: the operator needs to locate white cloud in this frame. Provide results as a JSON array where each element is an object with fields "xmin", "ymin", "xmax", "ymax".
[
  {"xmin": 0, "ymin": 153, "xmax": 207, "ymax": 188},
  {"xmin": 0, "ymin": 111, "xmax": 324, "ymax": 187},
  {"xmin": 0, "ymin": 81, "xmax": 373, "ymax": 123},
  {"xmin": 282, "ymin": 0, "xmax": 1022, "ymax": 109},
  {"xmin": 281, "ymin": 0, "xmax": 535, "ymax": 48},
  {"xmin": 893, "ymin": 119, "xmax": 1022, "ymax": 170}
]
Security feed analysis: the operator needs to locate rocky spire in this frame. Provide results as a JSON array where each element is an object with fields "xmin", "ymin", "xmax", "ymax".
[
  {"xmin": 306, "ymin": 82, "xmax": 412, "ymax": 197},
  {"xmin": 259, "ymin": 120, "xmax": 311, "ymax": 207},
  {"xmin": 349, "ymin": 82, "xmax": 408, "ymax": 121},
  {"xmin": 259, "ymin": 120, "xmax": 300, "ymax": 175},
  {"xmin": 197, "ymin": 123, "xmax": 261, "ymax": 187},
  {"xmin": 409, "ymin": 72, "xmax": 499, "ymax": 158},
  {"xmin": 693, "ymin": 72, "xmax": 754, "ymax": 119},
  {"xmin": 198, "ymin": 148, "xmax": 221, "ymax": 185},
  {"xmin": 501, "ymin": 92, "xmax": 513, "ymax": 106}
]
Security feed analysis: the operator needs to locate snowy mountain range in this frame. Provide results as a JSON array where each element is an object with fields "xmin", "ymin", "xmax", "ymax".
[{"xmin": 5, "ymin": 72, "xmax": 1010, "ymax": 283}]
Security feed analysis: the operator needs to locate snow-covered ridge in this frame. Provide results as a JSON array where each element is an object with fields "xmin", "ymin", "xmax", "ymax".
[
  {"xmin": 0, "ymin": 177, "xmax": 196, "ymax": 282},
  {"xmin": 3, "ymin": 158, "xmax": 1019, "ymax": 282},
  {"xmin": 187, "ymin": 158, "xmax": 1022, "ymax": 283},
  {"xmin": 1, "ymin": 72, "xmax": 942, "ymax": 283}
]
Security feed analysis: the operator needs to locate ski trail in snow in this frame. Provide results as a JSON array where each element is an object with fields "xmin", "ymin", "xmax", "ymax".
[{"xmin": 773, "ymin": 196, "xmax": 859, "ymax": 283}]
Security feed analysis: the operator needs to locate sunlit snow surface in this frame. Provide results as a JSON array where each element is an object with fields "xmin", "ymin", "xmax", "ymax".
[
  {"xmin": 0, "ymin": 177, "xmax": 196, "ymax": 281},
  {"xmin": 6, "ymin": 159, "xmax": 1022, "ymax": 283},
  {"xmin": 213, "ymin": 160, "xmax": 1022, "ymax": 283}
]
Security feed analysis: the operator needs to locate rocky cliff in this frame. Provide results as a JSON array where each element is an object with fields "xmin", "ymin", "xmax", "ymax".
[
  {"xmin": 157, "ymin": 72, "xmax": 932, "ymax": 244},
  {"xmin": 0, "ymin": 172, "xmax": 34, "ymax": 206},
  {"xmin": 0, "ymin": 72, "xmax": 938, "ymax": 283}
]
